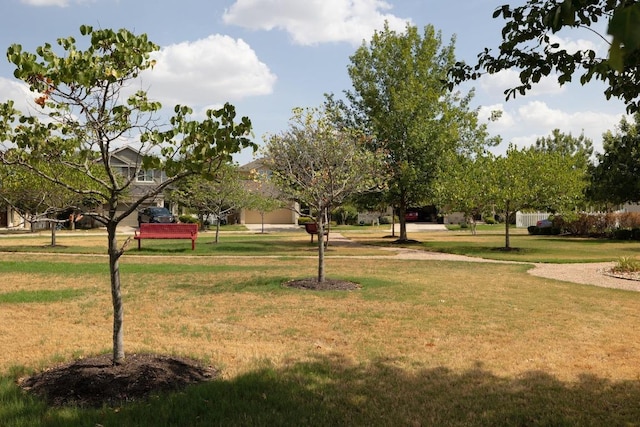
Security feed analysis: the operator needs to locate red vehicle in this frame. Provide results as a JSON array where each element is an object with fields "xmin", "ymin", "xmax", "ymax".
[{"xmin": 405, "ymin": 211, "xmax": 419, "ymax": 222}]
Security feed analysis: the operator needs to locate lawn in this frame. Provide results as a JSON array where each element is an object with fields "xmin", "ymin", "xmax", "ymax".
[
  {"xmin": 1, "ymin": 228, "xmax": 640, "ymax": 425},
  {"xmin": 344, "ymin": 226, "xmax": 640, "ymax": 263}
]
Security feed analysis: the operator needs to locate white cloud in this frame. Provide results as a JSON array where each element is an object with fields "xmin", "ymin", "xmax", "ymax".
[
  {"xmin": 487, "ymin": 100, "xmax": 626, "ymax": 155},
  {"xmin": 223, "ymin": 0, "xmax": 411, "ymax": 46},
  {"xmin": 20, "ymin": 0, "xmax": 96, "ymax": 5},
  {"xmin": 549, "ymin": 34, "xmax": 602, "ymax": 55},
  {"xmin": 21, "ymin": 0, "xmax": 69, "ymax": 6},
  {"xmin": 0, "ymin": 78, "xmax": 41, "ymax": 113},
  {"xmin": 143, "ymin": 35, "xmax": 277, "ymax": 107},
  {"xmin": 480, "ymin": 69, "xmax": 565, "ymax": 99}
]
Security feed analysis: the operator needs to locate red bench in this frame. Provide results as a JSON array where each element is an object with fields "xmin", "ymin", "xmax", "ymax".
[
  {"xmin": 304, "ymin": 222, "xmax": 329, "ymax": 244},
  {"xmin": 134, "ymin": 223, "xmax": 199, "ymax": 250}
]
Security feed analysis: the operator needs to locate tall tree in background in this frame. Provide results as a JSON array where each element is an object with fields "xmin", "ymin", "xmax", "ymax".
[
  {"xmin": 448, "ymin": 1, "xmax": 640, "ymax": 114},
  {"xmin": 344, "ymin": 23, "xmax": 491, "ymax": 242},
  {"xmin": 265, "ymin": 106, "xmax": 384, "ymax": 283},
  {"xmin": 0, "ymin": 26, "xmax": 254, "ymax": 364},
  {"xmin": 534, "ymin": 129, "xmax": 594, "ymax": 171},
  {"xmin": 588, "ymin": 114, "xmax": 640, "ymax": 206}
]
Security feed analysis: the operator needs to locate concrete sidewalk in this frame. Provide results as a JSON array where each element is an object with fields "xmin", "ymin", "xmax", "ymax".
[{"xmin": 242, "ymin": 222, "xmax": 448, "ymax": 233}]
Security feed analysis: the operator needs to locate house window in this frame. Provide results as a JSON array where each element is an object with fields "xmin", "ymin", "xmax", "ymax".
[{"xmin": 137, "ymin": 170, "xmax": 154, "ymax": 183}]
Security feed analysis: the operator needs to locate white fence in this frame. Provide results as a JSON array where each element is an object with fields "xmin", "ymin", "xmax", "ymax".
[{"xmin": 515, "ymin": 212, "xmax": 550, "ymax": 228}]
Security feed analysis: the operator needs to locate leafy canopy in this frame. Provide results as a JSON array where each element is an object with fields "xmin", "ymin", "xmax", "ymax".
[{"xmin": 448, "ymin": 1, "xmax": 640, "ymax": 113}]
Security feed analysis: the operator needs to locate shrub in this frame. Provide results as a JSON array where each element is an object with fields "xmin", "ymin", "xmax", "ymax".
[
  {"xmin": 613, "ymin": 229, "xmax": 633, "ymax": 240},
  {"xmin": 179, "ymin": 215, "xmax": 198, "ymax": 224},
  {"xmin": 612, "ymin": 256, "xmax": 640, "ymax": 273},
  {"xmin": 483, "ymin": 216, "xmax": 497, "ymax": 225},
  {"xmin": 297, "ymin": 217, "xmax": 314, "ymax": 225}
]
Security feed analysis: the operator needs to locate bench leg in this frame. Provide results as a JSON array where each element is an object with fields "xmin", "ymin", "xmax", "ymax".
[
  {"xmin": 138, "ymin": 239, "xmax": 141, "ymax": 250},
  {"xmin": 192, "ymin": 239, "xmax": 195, "ymax": 250}
]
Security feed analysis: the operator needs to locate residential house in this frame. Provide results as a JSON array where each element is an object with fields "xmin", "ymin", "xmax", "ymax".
[
  {"xmin": 107, "ymin": 146, "xmax": 172, "ymax": 227},
  {"xmin": 238, "ymin": 158, "xmax": 298, "ymax": 225}
]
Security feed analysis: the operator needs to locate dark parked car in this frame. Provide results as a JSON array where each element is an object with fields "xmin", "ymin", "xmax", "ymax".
[
  {"xmin": 137, "ymin": 207, "xmax": 176, "ymax": 226},
  {"xmin": 536, "ymin": 219, "xmax": 553, "ymax": 228}
]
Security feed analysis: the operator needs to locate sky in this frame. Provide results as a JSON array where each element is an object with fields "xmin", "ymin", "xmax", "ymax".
[{"xmin": 0, "ymin": 0, "xmax": 630, "ymax": 165}]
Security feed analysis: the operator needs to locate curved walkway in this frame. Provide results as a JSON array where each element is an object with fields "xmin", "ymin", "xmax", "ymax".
[{"xmin": 330, "ymin": 232, "xmax": 640, "ymax": 292}]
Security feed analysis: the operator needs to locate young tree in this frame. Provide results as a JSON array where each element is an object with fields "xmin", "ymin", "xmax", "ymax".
[
  {"xmin": 344, "ymin": 23, "xmax": 491, "ymax": 242},
  {"xmin": 432, "ymin": 153, "xmax": 495, "ymax": 235},
  {"xmin": 0, "ymin": 26, "xmax": 254, "ymax": 364},
  {"xmin": 448, "ymin": 1, "xmax": 640, "ymax": 113},
  {"xmin": 588, "ymin": 113, "xmax": 640, "ymax": 206},
  {"xmin": 169, "ymin": 163, "xmax": 249, "ymax": 242},
  {"xmin": 265, "ymin": 106, "xmax": 383, "ymax": 283},
  {"xmin": 0, "ymin": 156, "xmax": 103, "ymax": 244},
  {"xmin": 245, "ymin": 179, "xmax": 286, "ymax": 234},
  {"xmin": 488, "ymin": 146, "xmax": 587, "ymax": 249}
]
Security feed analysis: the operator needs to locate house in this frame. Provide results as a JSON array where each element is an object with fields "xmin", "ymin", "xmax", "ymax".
[
  {"xmin": 237, "ymin": 158, "xmax": 299, "ymax": 225},
  {"xmin": 106, "ymin": 146, "xmax": 172, "ymax": 227}
]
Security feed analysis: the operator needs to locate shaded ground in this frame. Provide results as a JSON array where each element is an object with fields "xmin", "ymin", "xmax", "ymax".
[
  {"xmin": 284, "ymin": 278, "xmax": 361, "ymax": 291},
  {"xmin": 19, "ymin": 353, "xmax": 218, "ymax": 408}
]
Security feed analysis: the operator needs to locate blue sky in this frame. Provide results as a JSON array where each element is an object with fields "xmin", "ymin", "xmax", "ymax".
[{"xmin": 0, "ymin": 0, "xmax": 629, "ymax": 165}]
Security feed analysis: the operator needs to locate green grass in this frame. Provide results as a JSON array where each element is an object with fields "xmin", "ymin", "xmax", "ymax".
[
  {"xmin": 0, "ymin": 289, "xmax": 85, "ymax": 304},
  {"xmin": 345, "ymin": 227, "xmax": 640, "ymax": 263}
]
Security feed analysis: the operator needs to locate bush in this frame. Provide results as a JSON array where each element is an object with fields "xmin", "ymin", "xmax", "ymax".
[
  {"xmin": 613, "ymin": 256, "xmax": 640, "ymax": 273},
  {"xmin": 378, "ymin": 215, "xmax": 398, "ymax": 225},
  {"xmin": 483, "ymin": 216, "xmax": 497, "ymax": 225},
  {"xmin": 613, "ymin": 229, "xmax": 633, "ymax": 240},
  {"xmin": 332, "ymin": 205, "xmax": 358, "ymax": 225},
  {"xmin": 178, "ymin": 215, "xmax": 198, "ymax": 224},
  {"xmin": 297, "ymin": 217, "xmax": 314, "ymax": 225}
]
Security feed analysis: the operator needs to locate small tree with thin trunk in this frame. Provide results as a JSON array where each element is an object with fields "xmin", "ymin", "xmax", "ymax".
[
  {"xmin": 0, "ymin": 26, "xmax": 254, "ymax": 364},
  {"xmin": 265, "ymin": 106, "xmax": 384, "ymax": 283},
  {"xmin": 169, "ymin": 163, "xmax": 249, "ymax": 242}
]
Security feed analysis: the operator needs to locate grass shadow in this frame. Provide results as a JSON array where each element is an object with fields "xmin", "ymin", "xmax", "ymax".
[{"xmin": 5, "ymin": 354, "xmax": 640, "ymax": 426}]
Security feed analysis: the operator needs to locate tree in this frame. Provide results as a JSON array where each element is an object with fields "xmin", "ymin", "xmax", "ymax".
[
  {"xmin": 588, "ymin": 113, "xmax": 640, "ymax": 206},
  {"xmin": 448, "ymin": 1, "xmax": 640, "ymax": 114},
  {"xmin": 245, "ymin": 178, "xmax": 286, "ymax": 234},
  {"xmin": 169, "ymin": 164, "xmax": 249, "ymax": 242},
  {"xmin": 487, "ymin": 146, "xmax": 587, "ymax": 249},
  {"xmin": 0, "ymin": 26, "xmax": 254, "ymax": 364},
  {"xmin": 344, "ymin": 23, "xmax": 492, "ymax": 242},
  {"xmin": 533, "ymin": 129, "xmax": 594, "ymax": 171},
  {"xmin": 0, "ymin": 156, "xmax": 102, "ymax": 244},
  {"xmin": 432, "ymin": 153, "xmax": 495, "ymax": 235},
  {"xmin": 265, "ymin": 106, "xmax": 383, "ymax": 283}
]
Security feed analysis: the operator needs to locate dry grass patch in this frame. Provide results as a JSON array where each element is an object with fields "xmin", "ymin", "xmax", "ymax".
[{"xmin": 2, "ymin": 252, "xmax": 640, "ymax": 387}]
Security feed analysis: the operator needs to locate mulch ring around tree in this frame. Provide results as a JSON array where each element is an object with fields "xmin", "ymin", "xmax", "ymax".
[
  {"xmin": 18, "ymin": 353, "xmax": 219, "ymax": 408},
  {"xmin": 284, "ymin": 278, "xmax": 362, "ymax": 291}
]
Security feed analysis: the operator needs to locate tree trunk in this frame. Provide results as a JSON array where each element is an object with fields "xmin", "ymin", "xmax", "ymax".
[
  {"xmin": 504, "ymin": 202, "xmax": 511, "ymax": 249},
  {"xmin": 214, "ymin": 221, "xmax": 220, "ymax": 243},
  {"xmin": 317, "ymin": 214, "xmax": 326, "ymax": 283},
  {"xmin": 107, "ymin": 222, "xmax": 125, "ymax": 364},
  {"xmin": 391, "ymin": 207, "xmax": 397, "ymax": 237},
  {"xmin": 398, "ymin": 204, "xmax": 408, "ymax": 242},
  {"xmin": 50, "ymin": 224, "xmax": 57, "ymax": 247}
]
